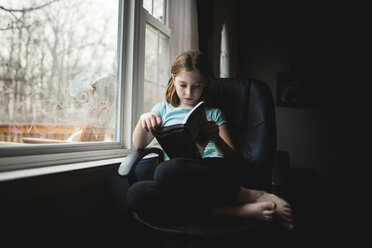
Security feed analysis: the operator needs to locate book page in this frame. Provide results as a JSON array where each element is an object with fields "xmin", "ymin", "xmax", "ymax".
[{"xmin": 184, "ymin": 101, "xmax": 206, "ymax": 140}]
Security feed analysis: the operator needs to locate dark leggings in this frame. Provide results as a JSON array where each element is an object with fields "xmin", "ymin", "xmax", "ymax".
[{"xmin": 127, "ymin": 157, "xmax": 242, "ymax": 224}]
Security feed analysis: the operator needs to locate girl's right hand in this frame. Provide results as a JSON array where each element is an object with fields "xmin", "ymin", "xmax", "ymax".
[{"xmin": 139, "ymin": 112, "xmax": 162, "ymax": 136}]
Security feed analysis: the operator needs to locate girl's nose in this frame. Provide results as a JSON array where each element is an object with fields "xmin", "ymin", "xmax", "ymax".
[{"xmin": 186, "ymin": 86, "xmax": 192, "ymax": 95}]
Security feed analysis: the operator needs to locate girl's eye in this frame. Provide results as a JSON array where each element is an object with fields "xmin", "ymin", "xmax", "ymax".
[
  {"xmin": 192, "ymin": 85, "xmax": 201, "ymax": 89},
  {"xmin": 180, "ymin": 84, "xmax": 187, "ymax": 88}
]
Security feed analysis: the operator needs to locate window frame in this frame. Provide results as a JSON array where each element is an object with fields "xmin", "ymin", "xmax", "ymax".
[
  {"xmin": 136, "ymin": 0, "xmax": 170, "ymax": 116},
  {"xmin": 0, "ymin": 0, "xmax": 140, "ymax": 174}
]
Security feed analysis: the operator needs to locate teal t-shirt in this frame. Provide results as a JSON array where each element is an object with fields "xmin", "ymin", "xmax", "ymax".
[{"xmin": 151, "ymin": 102, "xmax": 227, "ymax": 159}]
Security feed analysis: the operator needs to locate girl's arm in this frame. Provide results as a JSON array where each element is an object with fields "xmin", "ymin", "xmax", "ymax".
[
  {"xmin": 213, "ymin": 123, "xmax": 238, "ymax": 160},
  {"xmin": 132, "ymin": 112, "xmax": 162, "ymax": 149},
  {"xmin": 202, "ymin": 121, "xmax": 238, "ymax": 160}
]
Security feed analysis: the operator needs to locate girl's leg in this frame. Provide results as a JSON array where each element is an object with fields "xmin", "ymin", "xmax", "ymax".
[
  {"xmin": 154, "ymin": 158, "xmax": 241, "ymax": 205},
  {"xmin": 153, "ymin": 158, "xmax": 293, "ymax": 229},
  {"xmin": 127, "ymin": 180, "xmax": 210, "ymax": 224}
]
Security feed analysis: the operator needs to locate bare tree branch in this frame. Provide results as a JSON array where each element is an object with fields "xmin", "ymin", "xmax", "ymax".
[{"xmin": 0, "ymin": 0, "xmax": 60, "ymax": 14}]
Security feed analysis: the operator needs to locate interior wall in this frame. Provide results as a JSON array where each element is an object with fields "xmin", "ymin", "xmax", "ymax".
[
  {"xmin": 197, "ymin": 0, "xmax": 344, "ymax": 182},
  {"xmin": 236, "ymin": 31, "xmax": 343, "ymax": 181},
  {"xmin": 0, "ymin": 163, "xmax": 137, "ymax": 246}
]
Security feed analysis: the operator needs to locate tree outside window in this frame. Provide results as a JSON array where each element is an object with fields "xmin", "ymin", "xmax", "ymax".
[{"xmin": 0, "ymin": 0, "xmax": 119, "ymax": 144}]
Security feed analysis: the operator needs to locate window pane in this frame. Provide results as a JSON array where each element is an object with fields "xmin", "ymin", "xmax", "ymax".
[
  {"xmin": 143, "ymin": 0, "xmax": 166, "ymax": 24},
  {"xmin": 220, "ymin": 23, "xmax": 229, "ymax": 78},
  {"xmin": 0, "ymin": 0, "xmax": 119, "ymax": 145},
  {"xmin": 144, "ymin": 24, "xmax": 157, "ymax": 82},
  {"xmin": 143, "ymin": 82, "xmax": 156, "ymax": 113},
  {"xmin": 143, "ymin": 0, "xmax": 153, "ymax": 14},
  {"xmin": 157, "ymin": 86, "xmax": 166, "ymax": 103},
  {"xmin": 158, "ymin": 32, "xmax": 169, "ymax": 87},
  {"xmin": 153, "ymin": 0, "xmax": 165, "ymax": 23}
]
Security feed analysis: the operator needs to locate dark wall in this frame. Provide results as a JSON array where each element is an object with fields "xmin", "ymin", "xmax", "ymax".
[
  {"xmin": 0, "ymin": 163, "xmax": 136, "ymax": 246},
  {"xmin": 197, "ymin": 0, "xmax": 344, "ymax": 182}
]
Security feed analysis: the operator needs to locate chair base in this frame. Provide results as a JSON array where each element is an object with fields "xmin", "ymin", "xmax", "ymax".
[{"xmin": 131, "ymin": 212, "xmax": 285, "ymax": 245}]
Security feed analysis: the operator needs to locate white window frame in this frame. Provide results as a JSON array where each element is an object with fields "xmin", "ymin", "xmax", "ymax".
[
  {"xmin": 135, "ymin": 0, "xmax": 170, "ymax": 116},
  {"xmin": 0, "ymin": 0, "xmax": 142, "ymax": 176}
]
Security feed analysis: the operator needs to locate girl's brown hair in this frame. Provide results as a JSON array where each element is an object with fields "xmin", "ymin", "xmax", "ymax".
[{"xmin": 165, "ymin": 50, "xmax": 213, "ymax": 107}]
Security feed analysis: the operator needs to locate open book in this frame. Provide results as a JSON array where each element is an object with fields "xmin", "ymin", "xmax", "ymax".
[{"xmin": 155, "ymin": 101, "xmax": 207, "ymax": 159}]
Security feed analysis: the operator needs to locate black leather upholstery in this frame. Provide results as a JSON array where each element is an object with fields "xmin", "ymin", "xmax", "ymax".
[{"xmin": 209, "ymin": 78, "xmax": 276, "ymax": 190}]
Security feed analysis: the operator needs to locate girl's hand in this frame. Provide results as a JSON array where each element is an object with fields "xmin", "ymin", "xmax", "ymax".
[
  {"xmin": 200, "ymin": 120, "xmax": 220, "ymax": 142},
  {"xmin": 139, "ymin": 112, "xmax": 162, "ymax": 136}
]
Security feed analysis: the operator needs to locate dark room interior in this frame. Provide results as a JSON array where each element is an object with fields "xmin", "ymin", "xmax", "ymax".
[{"xmin": 0, "ymin": 0, "xmax": 345, "ymax": 247}]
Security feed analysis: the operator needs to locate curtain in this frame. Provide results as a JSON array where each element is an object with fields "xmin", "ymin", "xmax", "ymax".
[
  {"xmin": 169, "ymin": 0, "xmax": 199, "ymax": 62},
  {"xmin": 196, "ymin": 0, "xmax": 237, "ymax": 78}
]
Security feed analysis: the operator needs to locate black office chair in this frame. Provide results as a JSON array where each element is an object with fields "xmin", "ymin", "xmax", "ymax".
[{"xmin": 118, "ymin": 78, "xmax": 291, "ymax": 247}]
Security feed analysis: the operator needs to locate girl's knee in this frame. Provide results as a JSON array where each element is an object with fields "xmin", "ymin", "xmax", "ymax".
[
  {"xmin": 154, "ymin": 158, "xmax": 189, "ymax": 186},
  {"xmin": 127, "ymin": 181, "xmax": 156, "ymax": 210}
]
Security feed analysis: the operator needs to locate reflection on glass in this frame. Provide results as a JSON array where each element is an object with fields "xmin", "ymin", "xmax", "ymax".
[{"xmin": 0, "ymin": 0, "xmax": 119, "ymax": 145}]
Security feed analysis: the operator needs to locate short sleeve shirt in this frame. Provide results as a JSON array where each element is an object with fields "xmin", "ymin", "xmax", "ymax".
[{"xmin": 151, "ymin": 102, "xmax": 227, "ymax": 159}]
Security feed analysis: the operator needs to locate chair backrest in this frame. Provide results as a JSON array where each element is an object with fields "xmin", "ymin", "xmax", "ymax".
[{"xmin": 208, "ymin": 78, "xmax": 277, "ymax": 190}]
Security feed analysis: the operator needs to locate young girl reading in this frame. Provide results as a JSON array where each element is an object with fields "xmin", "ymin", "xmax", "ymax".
[{"xmin": 128, "ymin": 50, "xmax": 294, "ymax": 230}]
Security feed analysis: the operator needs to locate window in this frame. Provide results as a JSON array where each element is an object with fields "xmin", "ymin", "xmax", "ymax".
[
  {"xmin": 0, "ymin": 0, "xmax": 119, "ymax": 144},
  {"xmin": 0, "ymin": 0, "xmax": 176, "ymax": 175},
  {"xmin": 0, "ymin": 0, "xmax": 138, "ymax": 173},
  {"xmin": 141, "ymin": 0, "xmax": 170, "ymax": 113},
  {"xmin": 220, "ymin": 23, "xmax": 229, "ymax": 78},
  {"xmin": 143, "ymin": 0, "xmax": 167, "ymax": 24}
]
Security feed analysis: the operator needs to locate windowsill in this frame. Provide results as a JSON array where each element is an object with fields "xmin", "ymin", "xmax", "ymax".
[{"xmin": 0, "ymin": 157, "xmax": 125, "ymax": 182}]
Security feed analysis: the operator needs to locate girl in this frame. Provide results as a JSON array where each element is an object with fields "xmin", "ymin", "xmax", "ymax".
[{"xmin": 128, "ymin": 50, "xmax": 293, "ymax": 230}]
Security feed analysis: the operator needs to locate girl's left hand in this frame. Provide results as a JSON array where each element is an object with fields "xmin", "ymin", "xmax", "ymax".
[{"xmin": 201, "ymin": 120, "xmax": 220, "ymax": 142}]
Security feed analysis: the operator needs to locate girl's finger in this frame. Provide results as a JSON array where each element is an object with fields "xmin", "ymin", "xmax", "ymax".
[
  {"xmin": 155, "ymin": 115, "xmax": 162, "ymax": 126},
  {"xmin": 150, "ymin": 117, "xmax": 156, "ymax": 130}
]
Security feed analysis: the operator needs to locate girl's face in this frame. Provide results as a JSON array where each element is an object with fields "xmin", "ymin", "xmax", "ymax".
[{"xmin": 172, "ymin": 70, "xmax": 206, "ymax": 109}]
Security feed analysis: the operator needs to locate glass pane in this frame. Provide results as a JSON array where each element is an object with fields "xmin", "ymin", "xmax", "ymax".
[
  {"xmin": 144, "ymin": 24, "xmax": 158, "ymax": 82},
  {"xmin": 153, "ymin": 0, "xmax": 165, "ymax": 23},
  {"xmin": 143, "ymin": 82, "xmax": 156, "ymax": 113},
  {"xmin": 143, "ymin": 0, "xmax": 153, "ymax": 14},
  {"xmin": 158, "ymin": 32, "xmax": 169, "ymax": 87},
  {"xmin": 220, "ymin": 23, "xmax": 229, "ymax": 78},
  {"xmin": 157, "ymin": 86, "xmax": 166, "ymax": 103},
  {"xmin": 0, "ymin": 0, "xmax": 119, "ymax": 145}
]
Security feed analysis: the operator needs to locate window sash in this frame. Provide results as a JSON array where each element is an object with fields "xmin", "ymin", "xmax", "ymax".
[
  {"xmin": 134, "ymin": 0, "xmax": 170, "ymax": 118},
  {"xmin": 0, "ymin": 0, "xmax": 140, "ymax": 173},
  {"xmin": 144, "ymin": 8, "xmax": 170, "ymax": 37}
]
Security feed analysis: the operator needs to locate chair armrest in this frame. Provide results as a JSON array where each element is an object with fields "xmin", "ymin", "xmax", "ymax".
[
  {"xmin": 118, "ymin": 148, "xmax": 164, "ymax": 183},
  {"xmin": 272, "ymin": 151, "xmax": 291, "ymax": 194}
]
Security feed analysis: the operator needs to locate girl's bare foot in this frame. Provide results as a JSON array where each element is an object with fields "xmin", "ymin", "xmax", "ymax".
[
  {"xmin": 240, "ymin": 201, "xmax": 276, "ymax": 221},
  {"xmin": 212, "ymin": 201, "xmax": 276, "ymax": 221},
  {"xmin": 257, "ymin": 193, "xmax": 294, "ymax": 230}
]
